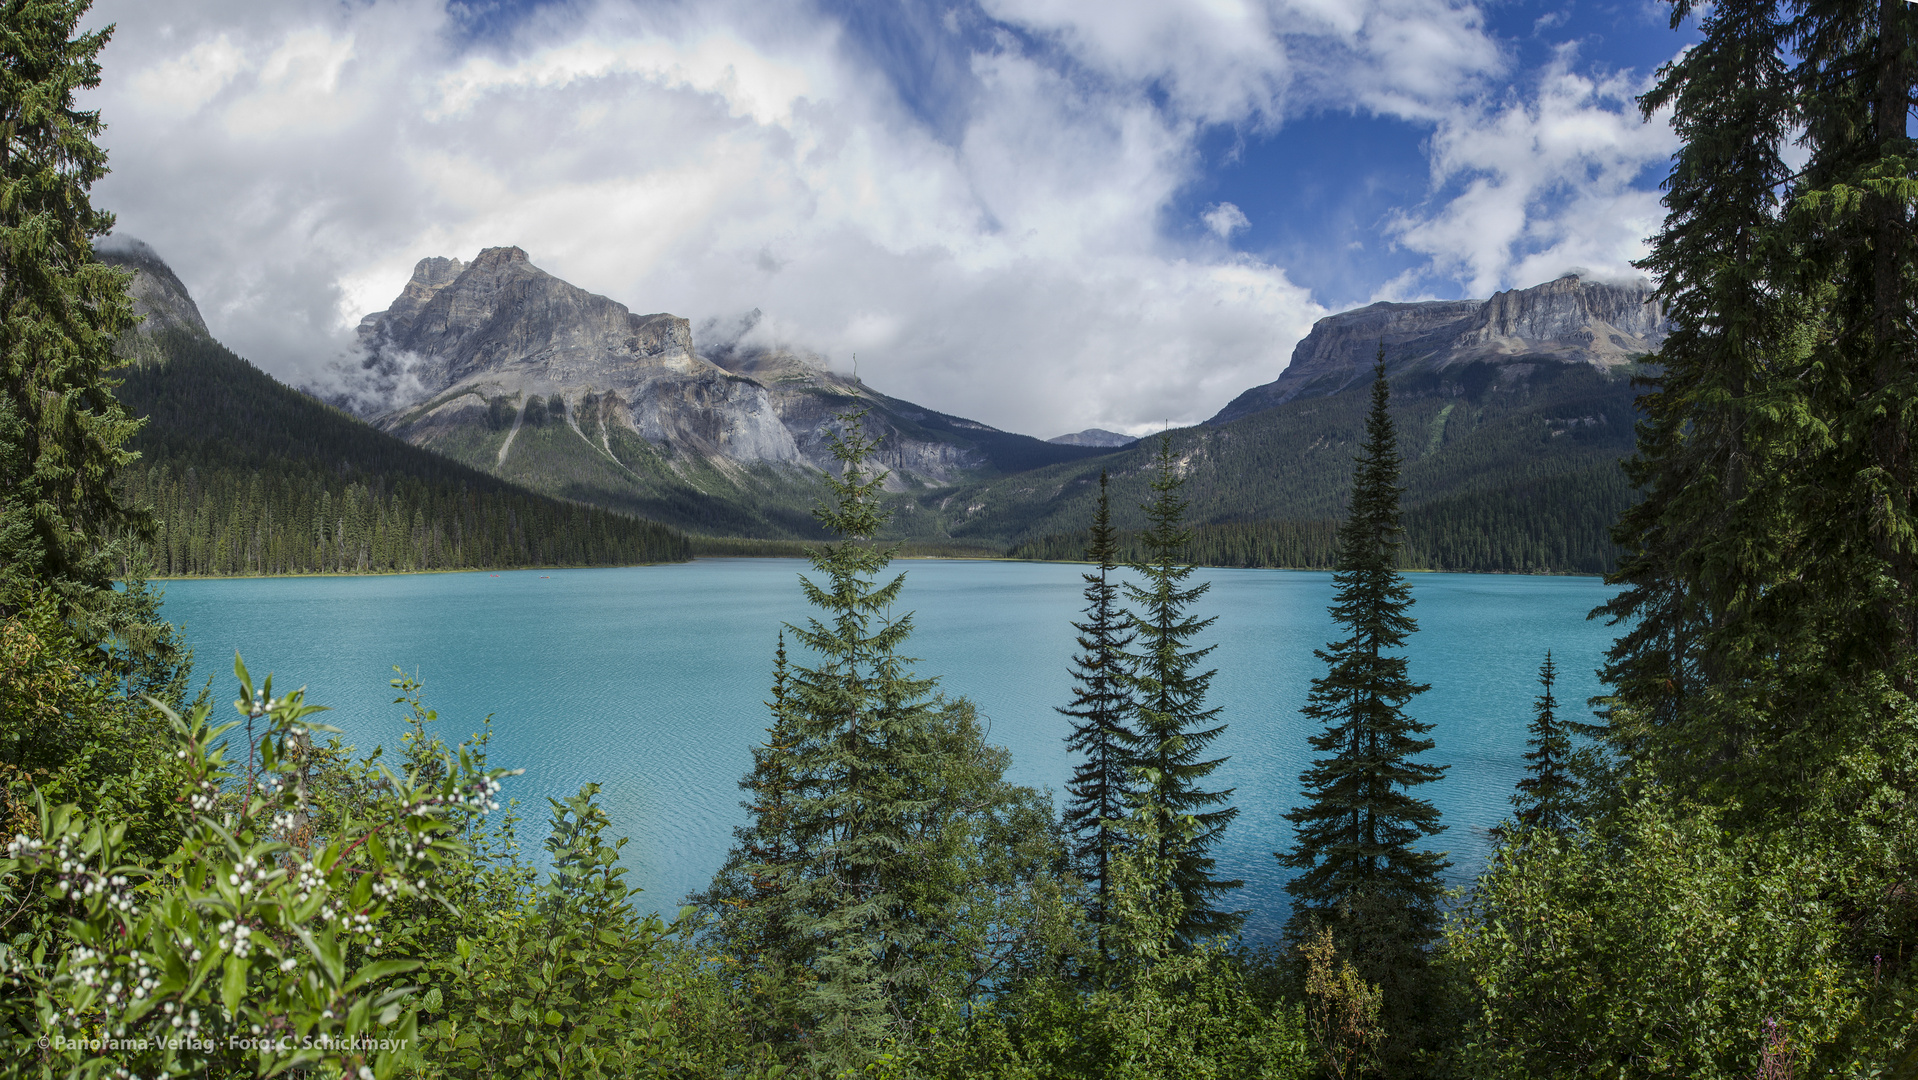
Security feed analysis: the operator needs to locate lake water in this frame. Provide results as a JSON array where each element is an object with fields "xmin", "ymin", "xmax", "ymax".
[{"xmin": 157, "ymin": 559, "xmax": 1619, "ymax": 942}]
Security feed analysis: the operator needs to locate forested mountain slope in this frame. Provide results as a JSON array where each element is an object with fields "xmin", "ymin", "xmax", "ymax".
[
  {"xmin": 99, "ymin": 245, "xmax": 690, "ymax": 575},
  {"xmin": 973, "ymin": 350, "xmax": 1645, "ymax": 573}
]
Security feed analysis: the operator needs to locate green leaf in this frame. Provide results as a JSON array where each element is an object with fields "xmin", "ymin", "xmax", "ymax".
[
  {"xmin": 342, "ymin": 958, "xmax": 422, "ymax": 995},
  {"xmin": 221, "ymin": 954, "xmax": 249, "ymax": 1019},
  {"xmin": 544, "ymin": 1010, "xmax": 564, "ymax": 1026}
]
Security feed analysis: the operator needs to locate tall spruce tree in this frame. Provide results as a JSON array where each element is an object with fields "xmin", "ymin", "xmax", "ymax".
[
  {"xmin": 1595, "ymin": 0, "xmax": 1800, "ymax": 802},
  {"xmin": 1058, "ymin": 470, "xmax": 1140, "ymax": 934},
  {"xmin": 0, "ymin": 0, "xmax": 144, "ymax": 614},
  {"xmin": 1125, "ymin": 435, "xmax": 1242, "ymax": 943},
  {"xmin": 1601, "ymin": 0, "xmax": 1918, "ymax": 822},
  {"xmin": 699, "ymin": 414, "xmax": 1074, "ymax": 1070},
  {"xmin": 1511, "ymin": 651, "xmax": 1575, "ymax": 834},
  {"xmin": 779, "ymin": 414, "xmax": 940, "ymax": 1056},
  {"xmin": 1281, "ymin": 357, "xmax": 1448, "ymax": 946}
]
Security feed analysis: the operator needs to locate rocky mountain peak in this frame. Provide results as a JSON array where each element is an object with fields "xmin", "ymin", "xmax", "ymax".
[
  {"xmin": 356, "ymin": 246, "xmax": 711, "ymax": 404},
  {"xmin": 470, "ymin": 246, "xmax": 531, "ymax": 272},
  {"xmin": 354, "ymin": 248, "xmax": 1105, "ymax": 502},
  {"xmin": 361, "ymin": 246, "xmax": 802, "ymax": 468},
  {"xmin": 1208, "ymin": 274, "xmax": 1668, "ymax": 424},
  {"xmin": 97, "ymin": 238, "xmax": 210, "ymax": 339}
]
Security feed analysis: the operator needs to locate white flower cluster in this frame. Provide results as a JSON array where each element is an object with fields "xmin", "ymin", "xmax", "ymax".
[
  {"xmin": 16, "ymin": 835, "xmax": 140, "ymax": 917},
  {"xmin": 173, "ymin": 933, "xmax": 204, "ymax": 964},
  {"xmin": 216, "ymin": 920, "xmax": 254, "ymax": 960},
  {"xmin": 160, "ymin": 1001, "xmax": 203, "ymax": 1036},
  {"xmin": 315, "ymin": 896, "xmax": 375, "ymax": 939},
  {"xmin": 80, "ymin": 874, "xmax": 138, "ymax": 915},
  {"xmin": 463, "ymin": 776, "xmax": 504, "ymax": 814},
  {"xmin": 226, "ymin": 855, "xmax": 272, "ymax": 897},
  {"xmin": 69, "ymin": 945, "xmax": 105, "ymax": 990},
  {"xmin": 292, "ymin": 859, "xmax": 325, "ymax": 904},
  {"xmin": 188, "ymin": 781, "xmax": 219, "ymax": 814},
  {"xmin": 69, "ymin": 946, "xmax": 159, "ymax": 1016}
]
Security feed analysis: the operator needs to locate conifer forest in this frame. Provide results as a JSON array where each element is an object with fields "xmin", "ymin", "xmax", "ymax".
[{"xmin": 8, "ymin": 1, "xmax": 1918, "ymax": 1078}]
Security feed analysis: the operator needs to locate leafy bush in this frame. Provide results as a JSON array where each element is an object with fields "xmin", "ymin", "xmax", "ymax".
[
  {"xmin": 0, "ymin": 658, "xmax": 516, "ymax": 1078},
  {"xmin": 1443, "ymin": 797, "xmax": 1904, "ymax": 1079}
]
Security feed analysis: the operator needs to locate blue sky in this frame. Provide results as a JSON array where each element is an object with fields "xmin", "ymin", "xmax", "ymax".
[{"xmin": 87, "ymin": 0, "xmax": 1696, "ymax": 436}]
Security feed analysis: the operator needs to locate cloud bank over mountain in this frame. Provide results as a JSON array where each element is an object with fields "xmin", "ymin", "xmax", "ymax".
[{"xmin": 86, "ymin": 0, "xmax": 1681, "ymax": 436}]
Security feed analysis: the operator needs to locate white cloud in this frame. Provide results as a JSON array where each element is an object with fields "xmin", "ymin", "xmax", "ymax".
[
  {"xmin": 980, "ymin": 0, "xmax": 1291, "ymax": 126},
  {"xmin": 87, "ymin": 0, "xmax": 1334, "ymax": 435},
  {"xmin": 82, "ymin": 0, "xmax": 1678, "ymax": 435},
  {"xmin": 1204, "ymin": 201, "xmax": 1250, "ymax": 238},
  {"xmin": 128, "ymin": 33, "xmax": 247, "ymax": 113},
  {"xmin": 1387, "ymin": 57, "xmax": 1678, "ymax": 296}
]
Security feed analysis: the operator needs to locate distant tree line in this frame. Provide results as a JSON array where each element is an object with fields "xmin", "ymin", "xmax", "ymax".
[
  {"xmin": 1011, "ymin": 468, "xmax": 1631, "ymax": 574},
  {"xmin": 114, "ymin": 461, "xmax": 687, "ymax": 576}
]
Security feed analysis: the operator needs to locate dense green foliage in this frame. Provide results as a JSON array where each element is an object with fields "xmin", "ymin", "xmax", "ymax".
[
  {"xmin": 1447, "ymin": 799, "xmax": 1892, "ymax": 1079},
  {"xmin": 110, "ymin": 329, "xmax": 689, "ymax": 574},
  {"xmin": 0, "ymin": 0, "xmax": 142, "ymax": 616},
  {"xmin": 1445, "ymin": 5, "xmax": 1918, "ymax": 1078},
  {"xmin": 1599, "ymin": 0, "xmax": 1918, "ymax": 819},
  {"xmin": 118, "ymin": 461, "xmax": 686, "ymax": 576},
  {"xmin": 1011, "ymin": 466, "xmax": 1630, "ymax": 575},
  {"xmin": 916, "ymin": 812, "xmax": 1309, "ymax": 1080}
]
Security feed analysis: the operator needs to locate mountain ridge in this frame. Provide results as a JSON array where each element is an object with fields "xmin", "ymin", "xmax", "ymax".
[
  {"xmin": 100, "ymin": 238, "xmax": 1655, "ymax": 571},
  {"xmin": 1211, "ymin": 274, "xmax": 1667, "ymax": 424},
  {"xmin": 345, "ymin": 247, "xmax": 1108, "ymax": 535}
]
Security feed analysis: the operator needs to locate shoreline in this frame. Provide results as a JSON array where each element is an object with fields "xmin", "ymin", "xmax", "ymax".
[{"xmin": 131, "ymin": 556, "xmax": 1607, "ymax": 581}]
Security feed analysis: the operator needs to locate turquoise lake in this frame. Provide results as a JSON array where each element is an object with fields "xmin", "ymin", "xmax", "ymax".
[{"xmin": 156, "ymin": 559, "xmax": 1620, "ymax": 942}]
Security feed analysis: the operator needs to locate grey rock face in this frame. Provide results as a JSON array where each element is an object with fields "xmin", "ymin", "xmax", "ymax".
[
  {"xmin": 704, "ymin": 346, "xmax": 987, "ymax": 486},
  {"xmin": 1210, "ymin": 274, "xmax": 1667, "ymax": 424},
  {"xmin": 365, "ymin": 248, "xmax": 1074, "ymax": 491},
  {"xmin": 1049, "ymin": 428, "xmax": 1139, "ymax": 448},
  {"xmin": 365, "ymin": 247, "xmax": 801, "ymax": 466},
  {"xmin": 97, "ymin": 240, "xmax": 210, "ymax": 339},
  {"xmin": 1453, "ymin": 275, "xmax": 1666, "ymax": 360}
]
